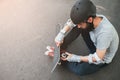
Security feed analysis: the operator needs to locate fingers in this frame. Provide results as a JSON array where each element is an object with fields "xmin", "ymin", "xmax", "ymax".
[
  {"xmin": 55, "ymin": 41, "xmax": 63, "ymax": 47},
  {"xmin": 61, "ymin": 52, "xmax": 72, "ymax": 61},
  {"xmin": 55, "ymin": 38, "xmax": 64, "ymax": 47},
  {"xmin": 56, "ymin": 42, "xmax": 61, "ymax": 47}
]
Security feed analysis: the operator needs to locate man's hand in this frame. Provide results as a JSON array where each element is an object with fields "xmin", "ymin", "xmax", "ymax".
[
  {"xmin": 55, "ymin": 20, "xmax": 74, "ymax": 47},
  {"xmin": 55, "ymin": 39, "xmax": 64, "ymax": 47},
  {"xmin": 61, "ymin": 52, "xmax": 73, "ymax": 61},
  {"xmin": 61, "ymin": 52, "xmax": 81, "ymax": 63},
  {"xmin": 55, "ymin": 30, "xmax": 65, "ymax": 47}
]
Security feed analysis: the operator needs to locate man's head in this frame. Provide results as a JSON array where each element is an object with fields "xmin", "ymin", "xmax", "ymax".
[{"xmin": 70, "ymin": 0, "xmax": 96, "ymax": 30}]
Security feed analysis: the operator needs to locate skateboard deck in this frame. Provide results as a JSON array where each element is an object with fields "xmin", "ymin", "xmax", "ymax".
[{"xmin": 51, "ymin": 24, "xmax": 62, "ymax": 73}]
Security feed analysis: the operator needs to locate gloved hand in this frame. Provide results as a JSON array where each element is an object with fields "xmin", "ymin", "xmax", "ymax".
[
  {"xmin": 61, "ymin": 52, "xmax": 81, "ymax": 63},
  {"xmin": 55, "ymin": 30, "xmax": 65, "ymax": 46}
]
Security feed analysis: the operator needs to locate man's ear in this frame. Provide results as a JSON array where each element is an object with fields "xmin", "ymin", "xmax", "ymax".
[{"xmin": 87, "ymin": 17, "xmax": 93, "ymax": 23}]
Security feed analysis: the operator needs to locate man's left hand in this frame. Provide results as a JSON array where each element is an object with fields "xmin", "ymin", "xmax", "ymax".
[
  {"xmin": 61, "ymin": 52, "xmax": 81, "ymax": 63},
  {"xmin": 61, "ymin": 52, "xmax": 73, "ymax": 61}
]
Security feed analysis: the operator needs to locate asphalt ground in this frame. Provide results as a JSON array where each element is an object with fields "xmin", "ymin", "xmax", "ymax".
[{"xmin": 0, "ymin": 0, "xmax": 119, "ymax": 80}]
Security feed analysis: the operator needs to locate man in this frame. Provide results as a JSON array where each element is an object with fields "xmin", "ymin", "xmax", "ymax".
[{"xmin": 46, "ymin": 0, "xmax": 119, "ymax": 75}]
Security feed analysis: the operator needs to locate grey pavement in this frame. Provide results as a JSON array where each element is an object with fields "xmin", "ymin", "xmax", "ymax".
[{"xmin": 0, "ymin": 0, "xmax": 119, "ymax": 80}]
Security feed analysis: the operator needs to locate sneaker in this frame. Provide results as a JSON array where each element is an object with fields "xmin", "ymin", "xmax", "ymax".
[
  {"xmin": 46, "ymin": 46, "xmax": 54, "ymax": 52},
  {"xmin": 44, "ymin": 46, "xmax": 55, "ymax": 57},
  {"xmin": 44, "ymin": 51, "xmax": 54, "ymax": 57}
]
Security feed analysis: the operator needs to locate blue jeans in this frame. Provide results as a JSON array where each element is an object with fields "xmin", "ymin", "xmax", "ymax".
[
  {"xmin": 61, "ymin": 26, "xmax": 107, "ymax": 76},
  {"xmin": 62, "ymin": 61, "xmax": 106, "ymax": 75}
]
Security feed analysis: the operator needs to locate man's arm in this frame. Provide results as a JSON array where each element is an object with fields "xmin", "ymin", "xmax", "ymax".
[
  {"xmin": 61, "ymin": 32, "xmax": 113, "ymax": 64},
  {"xmin": 80, "ymin": 32, "xmax": 112, "ymax": 63},
  {"xmin": 55, "ymin": 25, "xmax": 72, "ymax": 46},
  {"xmin": 62, "ymin": 49, "xmax": 106, "ymax": 64},
  {"xmin": 55, "ymin": 19, "xmax": 75, "ymax": 46},
  {"xmin": 62, "ymin": 25, "xmax": 71, "ymax": 33},
  {"xmin": 80, "ymin": 49, "xmax": 106, "ymax": 62}
]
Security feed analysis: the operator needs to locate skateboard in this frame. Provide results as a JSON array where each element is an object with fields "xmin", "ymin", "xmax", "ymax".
[
  {"xmin": 51, "ymin": 24, "xmax": 62, "ymax": 73},
  {"xmin": 46, "ymin": 24, "xmax": 68, "ymax": 73}
]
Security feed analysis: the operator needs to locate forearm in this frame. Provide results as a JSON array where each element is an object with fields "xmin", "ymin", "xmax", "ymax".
[
  {"xmin": 62, "ymin": 25, "xmax": 71, "ymax": 33},
  {"xmin": 55, "ymin": 25, "xmax": 71, "ymax": 44},
  {"xmin": 66, "ymin": 52, "xmax": 105, "ymax": 64},
  {"xmin": 80, "ymin": 52, "xmax": 105, "ymax": 64},
  {"xmin": 80, "ymin": 56, "xmax": 96, "ymax": 62},
  {"xmin": 62, "ymin": 18, "xmax": 75, "ymax": 33}
]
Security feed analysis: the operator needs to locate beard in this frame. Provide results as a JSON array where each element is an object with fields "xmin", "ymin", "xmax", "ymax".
[{"xmin": 85, "ymin": 22, "xmax": 94, "ymax": 31}]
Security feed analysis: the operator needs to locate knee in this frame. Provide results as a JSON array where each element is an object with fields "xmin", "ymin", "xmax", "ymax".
[
  {"xmin": 72, "ymin": 68, "xmax": 88, "ymax": 76},
  {"xmin": 66, "ymin": 63, "xmax": 87, "ymax": 76},
  {"xmin": 71, "ymin": 68, "xmax": 97, "ymax": 76},
  {"xmin": 66, "ymin": 63, "xmax": 100, "ymax": 76}
]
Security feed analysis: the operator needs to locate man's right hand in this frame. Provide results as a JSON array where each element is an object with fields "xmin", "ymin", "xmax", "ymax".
[
  {"xmin": 55, "ymin": 31, "xmax": 65, "ymax": 47},
  {"xmin": 55, "ymin": 19, "xmax": 74, "ymax": 47}
]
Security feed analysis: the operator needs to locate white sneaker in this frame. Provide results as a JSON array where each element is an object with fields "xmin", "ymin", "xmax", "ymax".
[{"xmin": 44, "ymin": 46, "xmax": 54, "ymax": 57}]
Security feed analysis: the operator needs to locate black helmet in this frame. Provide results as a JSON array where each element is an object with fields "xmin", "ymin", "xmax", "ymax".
[{"xmin": 70, "ymin": 0, "xmax": 96, "ymax": 24}]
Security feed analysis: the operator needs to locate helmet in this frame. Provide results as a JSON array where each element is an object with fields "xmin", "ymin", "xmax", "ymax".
[{"xmin": 70, "ymin": 0, "xmax": 96, "ymax": 24}]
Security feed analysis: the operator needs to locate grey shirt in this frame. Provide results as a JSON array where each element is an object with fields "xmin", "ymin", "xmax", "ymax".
[
  {"xmin": 65, "ymin": 14, "xmax": 119, "ymax": 64},
  {"xmin": 89, "ymin": 14, "xmax": 119, "ymax": 63}
]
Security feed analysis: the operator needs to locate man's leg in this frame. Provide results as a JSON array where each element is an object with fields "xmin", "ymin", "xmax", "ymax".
[
  {"xmin": 60, "ymin": 26, "xmax": 81, "ymax": 50},
  {"xmin": 81, "ymin": 29, "xmax": 96, "ymax": 53},
  {"xmin": 65, "ymin": 62, "xmax": 106, "ymax": 76}
]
